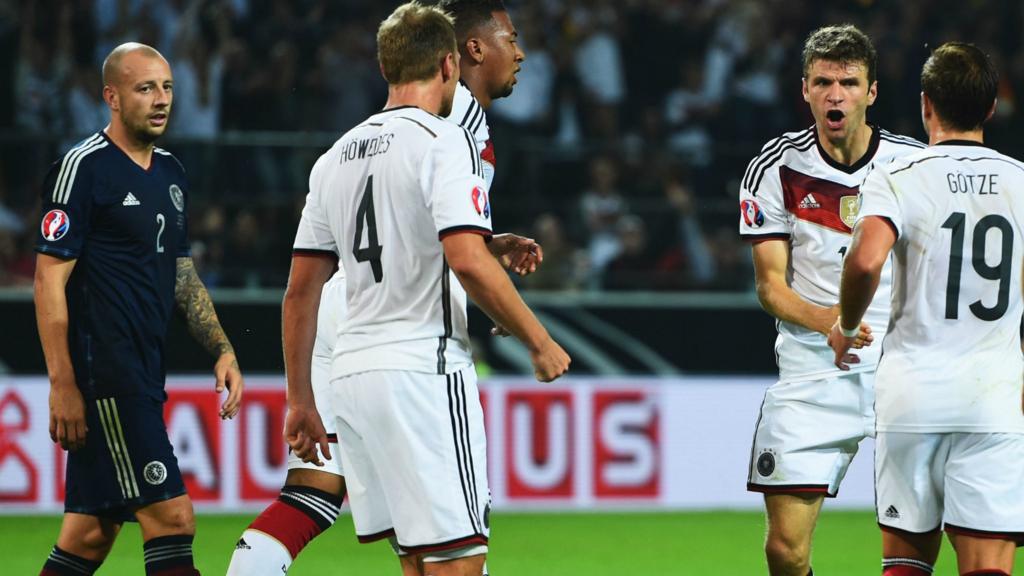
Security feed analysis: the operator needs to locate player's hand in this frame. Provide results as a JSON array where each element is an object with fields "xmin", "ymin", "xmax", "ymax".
[
  {"xmin": 49, "ymin": 379, "xmax": 87, "ymax": 451},
  {"xmin": 488, "ymin": 234, "xmax": 543, "ymax": 276},
  {"xmin": 827, "ymin": 319, "xmax": 868, "ymax": 370},
  {"xmin": 529, "ymin": 338, "xmax": 571, "ymax": 382},
  {"xmin": 491, "ymin": 324, "xmax": 511, "ymax": 337},
  {"xmin": 284, "ymin": 402, "xmax": 330, "ymax": 467},
  {"xmin": 214, "ymin": 352, "xmax": 244, "ymax": 420}
]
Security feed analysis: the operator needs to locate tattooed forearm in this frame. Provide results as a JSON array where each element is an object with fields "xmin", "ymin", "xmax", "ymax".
[{"xmin": 175, "ymin": 257, "xmax": 234, "ymax": 358}]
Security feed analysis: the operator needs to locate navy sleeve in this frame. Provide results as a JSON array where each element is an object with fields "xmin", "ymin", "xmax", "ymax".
[{"xmin": 35, "ymin": 152, "xmax": 96, "ymax": 260}]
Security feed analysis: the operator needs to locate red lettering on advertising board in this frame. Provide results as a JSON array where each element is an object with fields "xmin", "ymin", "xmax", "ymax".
[
  {"xmin": 0, "ymin": 392, "xmax": 38, "ymax": 502},
  {"xmin": 505, "ymin": 390, "xmax": 573, "ymax": 498},
  {"xmin": 165, "ymin": 391, "xmax": 222, "ymax": 501},
  {"xmin": 239, "ymin": 390, "xmax": 288, "ymax": 501},
  {"xmin": 593, "ymin": 391, "xmax": 659, "ymax": 498}
]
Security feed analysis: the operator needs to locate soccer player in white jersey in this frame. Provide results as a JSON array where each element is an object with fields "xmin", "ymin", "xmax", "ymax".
[
  {"xmin": 830, "ymin": 42, "xmax": 1024, "ymax": 576},
  {"xmin": 738, "ymin": 25, "xmax": 925, "ymax": 576},
  {"xmin": 283, "ymin": 4, "xmax": 570, "ymax": 576},
  {"xmin": 440, "ymin": 0, "xmax": 524, "ymax": 190}
]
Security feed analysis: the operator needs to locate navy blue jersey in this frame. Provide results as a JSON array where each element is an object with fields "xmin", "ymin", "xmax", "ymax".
[{"xmin": 35, "ymin": 132, "xmax": 190, "ymax": 401}]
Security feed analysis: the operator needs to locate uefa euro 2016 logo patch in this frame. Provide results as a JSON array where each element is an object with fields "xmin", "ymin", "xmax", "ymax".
[
  {"xmin": 740, "ymin": 199, "xmax": 764, "ymax": 228},
  {"xmin": 472, "ymin": 186, "xmax": 490, "ymax": 219},
  {"xmin": 41, "ymin": 209, "xmax": 70, "ymax": 241}
]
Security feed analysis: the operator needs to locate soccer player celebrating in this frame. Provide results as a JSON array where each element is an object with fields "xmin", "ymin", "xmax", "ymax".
[
  {"xmin": 34, "ymin": 43, "xmax": 244, "ymax": 576},
  {"xmin": 226, "ymin": 3, "xmax": 533, "ymax": 575},
  {"xmin": 830, "ymin": 42, "xmax": 1024, "ymax": 576},
  {"xmin": 283, "ymin": 2, "xmax": 569, "ymax": 575},
  {"xmin": 738, "ymin": 25, "xmax": 924, "ymax": 576}
]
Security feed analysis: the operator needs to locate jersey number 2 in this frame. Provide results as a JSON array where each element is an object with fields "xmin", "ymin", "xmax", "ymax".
[
  {"xmin": 353, "ymin": 175, "xmax": 384, "ymax": 283},
  {"xmin": 942, "ymin": 212, "xmax": 1013, "ymax": 320}
]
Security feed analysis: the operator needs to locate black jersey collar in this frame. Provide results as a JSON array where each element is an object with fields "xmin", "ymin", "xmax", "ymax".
[{"xmin": 814, "ymin": 123, "xmax": 880, "ymax": 174}]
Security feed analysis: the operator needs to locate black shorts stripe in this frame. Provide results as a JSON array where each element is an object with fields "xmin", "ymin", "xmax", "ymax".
[
  {"xmin": 397, "ymin": 533, "xmax": 488, "ymax": 555},
  {"xmin": 456, "ymin": 372, "xmax": 481, "ymax": 527},
  {"xmin": 746, "ymin": 389, "xmax": 769, "ymax": 484},
  {"xmin": 447, "ymin": 374, "xmax": 480, "ymax": 533},
  {"xmin": 357, "ymin": 527, "xmax": 396, "ymax": 543},
  {"xmin": 747, "ymin": 483, "xmax": 835, "ymax": 497},
  {"xmin": 436, "ymin": 259, "xmax": 452, "ymax": 374},
  {"xmin": 743, "ymin": 129, "xmax": 814, "ymax": 192},
  {"xmin": 944, "ymin": 522, "xmax": 1024, "ymax": 545}
]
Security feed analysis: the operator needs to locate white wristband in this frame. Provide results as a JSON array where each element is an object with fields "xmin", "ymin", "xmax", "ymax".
[{"xmin": 839, "ymin": 321, "xmax": 860, "ymax": 338}]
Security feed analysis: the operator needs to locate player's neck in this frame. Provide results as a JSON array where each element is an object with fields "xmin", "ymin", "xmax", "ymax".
[
  {"xmin": 385, "ymin": 81, "xmax": 444, "ymax": 115},
  {"xmin": 817, "ymin": 122, "xmax": 873, "ymax": 166},
  {"xmin": 927, "ymin": 123, "xmax": 984, "ymax": 146},
  {"xmin": 460, "ymin": 70, "xmax": 492, "ymax": 109},
  {"xmin": 103, "ymin": 123, "xmax": 154, "ymax": 169}
]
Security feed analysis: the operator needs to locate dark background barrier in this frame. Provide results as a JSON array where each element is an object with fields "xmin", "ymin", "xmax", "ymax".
[{"xmin": 0, "ymin": 290, "xmax": 779, "ymax": 376}]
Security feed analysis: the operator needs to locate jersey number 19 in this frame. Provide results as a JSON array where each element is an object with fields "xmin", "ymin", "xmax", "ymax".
[{"xmin": 942, "ymin": 212, "xmax": 1013, "ymax": 321}]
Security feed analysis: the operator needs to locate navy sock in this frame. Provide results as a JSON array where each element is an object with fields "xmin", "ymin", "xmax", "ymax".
[
  {"xmin": 40, "ymin": 545, "xmax": 101, "ymax": 575},
  {"xmin": 143, "ymin": 534, "xmax": 197, "ymax": 575}
]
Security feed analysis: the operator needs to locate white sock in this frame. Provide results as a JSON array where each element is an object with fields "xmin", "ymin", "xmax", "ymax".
[{"xmin": 226, "ymin": 529, "xmax": 294, "ymax": 575}]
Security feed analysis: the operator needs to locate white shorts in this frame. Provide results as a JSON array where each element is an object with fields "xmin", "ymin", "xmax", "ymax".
[
  {"xmin": 331, "ymin": 367, "xmax": 490, "ymax": 555},
  {"xmin": 876, "ymin": 432, "xmax": 1024, "ymax": 543},
  {"xmin": 286, "ymin": 273, "xmax": 347, "ymax": 476},
  {"xmin": 747, "ymin": 371, "xmax": 874, "ymax": 497},
  {"xmin": 285, "ymin": 351, "xmax": 345, "ymax": 476}
]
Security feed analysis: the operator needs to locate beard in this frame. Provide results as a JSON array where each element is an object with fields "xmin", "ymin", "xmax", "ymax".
[{"xmin": 123, "ymin": 110, "xmax": 167, "ymax": 144}]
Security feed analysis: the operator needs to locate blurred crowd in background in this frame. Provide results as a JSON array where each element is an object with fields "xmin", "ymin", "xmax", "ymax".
[{"xmin": 0, "ymin": 0, "xmax": 1022, "ymax": 291}]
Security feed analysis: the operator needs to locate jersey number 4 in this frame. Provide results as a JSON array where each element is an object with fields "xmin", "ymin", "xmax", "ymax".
[
  {"xmin": 942, "ymin": 212, "xmax": 1013, "ymax": 321},
  {"xmin": 353, "ymin": 175, "xmax": 384, "ymax": 283}
]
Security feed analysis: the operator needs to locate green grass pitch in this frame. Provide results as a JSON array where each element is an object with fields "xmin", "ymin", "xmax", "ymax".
[{"xmin": 3, "ymin": 512, "xmax": 1021, "ymax": 574}]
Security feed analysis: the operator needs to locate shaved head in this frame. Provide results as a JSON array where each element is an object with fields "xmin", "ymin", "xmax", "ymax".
[{"xmin": 102, "ymin": 42, "xmax": 167, "ymax": 86}]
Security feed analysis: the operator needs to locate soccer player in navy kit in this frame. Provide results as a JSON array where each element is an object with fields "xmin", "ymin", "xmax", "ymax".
[{"xmin": 34, "ymin": 43, "xmax": 243, "ymax": 575}]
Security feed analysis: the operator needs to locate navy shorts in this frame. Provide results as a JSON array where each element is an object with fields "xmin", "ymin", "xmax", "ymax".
[{"xmin": 65, "ymin": 395, "xmax": 186, "ymax": 522}]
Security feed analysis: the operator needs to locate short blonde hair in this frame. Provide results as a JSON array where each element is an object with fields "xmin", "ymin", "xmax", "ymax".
[{"xmin": 377, "ymin": 2, "xmax": 456, "ymax": 85}]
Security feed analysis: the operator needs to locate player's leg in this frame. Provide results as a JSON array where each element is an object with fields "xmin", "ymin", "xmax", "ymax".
[
  {"xmin": 876, "ymin": 432, "xmax": 946, "ymax": 576},
  {"xmin": 946, "ymin": 534, "xmax": 1014, "ymax": 575},
  {"xmin": 941, "ymin": 433, "xmax": 1024, "ymax": 576},
  {"xmin": 227, "ymin": 346, "xmax": 346, "ymax": 575},
  {"xmin": 39, "ymin": 513, "xmax": 122, "ymax": 575},
  {"xmin": 763, "ymin": 494, "xmax": 823, "ymax": 576},
  {"xmin": 134, "ymin": 494, "xmax": 199, "ymax": 575},
  {"xmin": 226, "ymin": 469, "xmax": 346, "ymax": 575},
  {"xmin": 749, "ymin": 374, "xmax": 870, "ymax": 576},
  {"xmin": 41, "ymin": 397, "xmax": 132, "ymax": 575},
  {"xmin": 880, "ymin": 527, "xmax": 941, "ymax": 575},
  {"xmin": 359, "ymin": 369, "xmax": 491, "ymax": 575}
]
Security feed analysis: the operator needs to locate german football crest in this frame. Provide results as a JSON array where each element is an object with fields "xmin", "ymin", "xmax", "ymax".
[
  {"xmin": 472, "ymin": 186, "xmax": 490, "ymax": 219},
  {"xmin": 740, "ymin": 199, "xmax": 764, "ymax": 228},
  {"xmin": 41, "ymin": 209, "xmax": 70, "ymax": 241},
  {"xmin": 169, "ymin": 184, "xmax": 185, "ymax": 213},
  {"xmin": 144, "ymin": 461, "xmax": 167, "ymax": 485},
  {"xmin": 840, "ymin": 195, "xmax": 860, "ymax": 229},
  {"xmin": 756, "ymin": 449, "xmax": 777, "ymax": 477}
]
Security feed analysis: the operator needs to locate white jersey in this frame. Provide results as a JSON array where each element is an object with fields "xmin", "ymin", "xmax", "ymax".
[
  {"xmin": 294, "ymin": 106, "xmax": 491, "ymax": 377},
  {"xmin": 739, "ymin": 125, "xmax": 925, "ymax": 382},
  {"xmin": 858, "ymin": 141, "xmax": 1024, "ymax": 433},
  {"xmin": 448, "ymin": 81, "xmax": 495, "ymax": 189},
  {"xmin": 312, "ymin": 269, "xmax": 346, "ymax": 360}
]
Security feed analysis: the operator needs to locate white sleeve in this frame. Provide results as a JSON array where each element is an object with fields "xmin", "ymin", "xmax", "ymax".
[
  {"xmin": 738, "ymin": 160, "xmax": 791, "ymax": 241},
  {"xmin": 857, "ymin": 165, "xmax": 903, "ymax": 237},
  {"xmin": 423, "ymin": 127, "xmax": 492, "ymax": 239},
  {"xmin": 293, "ymin": 155, "xmax": 338, "ymax": 254}
]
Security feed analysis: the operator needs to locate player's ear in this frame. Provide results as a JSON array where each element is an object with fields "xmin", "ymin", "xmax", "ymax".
[
  {"xmin": 801, "ymin": 77, "xmax": 810, "ymax": 103},
  {"xmin": 986, "ymin": 98, "xmax": 997, "ymax": 122},
  {"xmin": 866, "ymin": 80, "xmax": 878, "ymax": 106},
  {"xmin": 441, "ymin": 51, "xmax": 457, "ymax": 84},
  {"xmin": 465, "ymin": 37, "xmax": 485, "ymax": 65},
  {"xmin": 103, "ymin": 85, "xmax": 119, "ymax": 111}
]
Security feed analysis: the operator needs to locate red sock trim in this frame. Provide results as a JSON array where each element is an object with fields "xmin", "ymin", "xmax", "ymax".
[
  {"xmin": 148, "ymin": 569, "xmax": 199, "ymax": 576},
  {"xmin": 248, "ymin": 499, "xmax": 324, "ymax": 558},
  {"xmin": 962, "ymin": 571, "xmax": 1010, "ymax": 576}
]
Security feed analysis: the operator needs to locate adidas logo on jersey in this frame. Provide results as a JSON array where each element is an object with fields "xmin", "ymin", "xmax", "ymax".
[
  {"xmin": 798, "ymin": 193, "xmax": 820, "ymax": 209},
  {"xmin": 122, "ymin": 192, "xmax": 141, "ymax": 206},
  {"xmin": 235, "ymin": 538, "xmax": 251, "ymax": 550},
  {"xmin": 884, "ymin": 505, "xmax": 900, "ymax": 519}
]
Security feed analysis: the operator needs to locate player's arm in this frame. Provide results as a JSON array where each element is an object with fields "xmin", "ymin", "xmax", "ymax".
[
  {"xmin": 280, "ymin": 252, "xmax": 335, "ymax": 465},
  {"xmin": 443, "ymin": 233, "xmax": 569, "ymax": 382},
  {"xmin": 752, "ymin": 239, "xmax": 870, "ymax": 341},
  {"xmin": 174, "ymin": 257, "xmax": 243, "ymax": 419},
  {"xmin": 34, "ymin": 253, "xmax": 87, "ymax": 451},
  {"xmin": 829, "ymin": 217, "xmax": 897, "ymax": 369}
]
